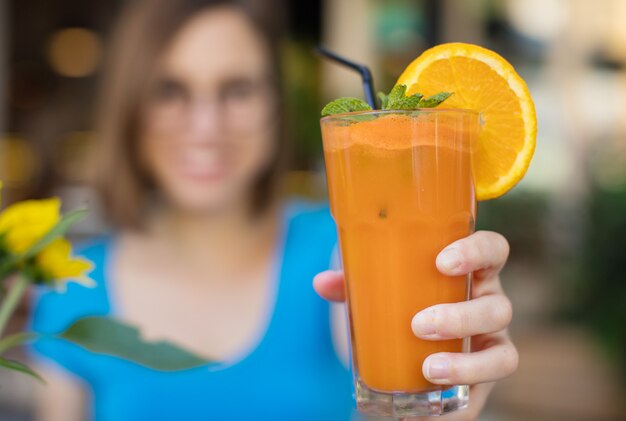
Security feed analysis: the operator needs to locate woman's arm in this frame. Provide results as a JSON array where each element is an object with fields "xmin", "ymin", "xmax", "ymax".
[
  {"xmin": 35, "ymin": 364, "xmax": 87, "ymax": 421},
  {"xmin": 315, "ymin": 231, "xmax": 518, "ymax": 421}
]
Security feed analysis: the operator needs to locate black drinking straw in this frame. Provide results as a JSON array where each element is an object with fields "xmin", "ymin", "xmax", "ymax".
[{"xmin": 315, "ymin": 46, "xmax": 377, "ymax": 109}]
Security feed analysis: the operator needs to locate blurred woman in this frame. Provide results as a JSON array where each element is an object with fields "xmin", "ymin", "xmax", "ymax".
[{"xmin": 30, "ymin": 0, "xmax": 518, "ymax": 420}]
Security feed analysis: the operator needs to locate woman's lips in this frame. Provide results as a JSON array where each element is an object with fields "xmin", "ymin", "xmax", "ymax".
[{"xmin": 178, "ymin": 150, "xmax": 227, "ymax": 181}]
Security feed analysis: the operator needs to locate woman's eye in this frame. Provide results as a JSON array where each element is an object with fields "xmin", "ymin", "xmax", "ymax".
[
  {"xmin": 221, "ymin": 80, "xmax": 256, "ymax": 101},
  {"xmin": 154, "ymin": 79, "xmax": 187, "ymax": 102}
]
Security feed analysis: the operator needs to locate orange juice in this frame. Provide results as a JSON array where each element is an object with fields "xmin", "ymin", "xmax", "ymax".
[{"xmin": 321, "ymin": 110, "xmax": 478, "ymax": 395}]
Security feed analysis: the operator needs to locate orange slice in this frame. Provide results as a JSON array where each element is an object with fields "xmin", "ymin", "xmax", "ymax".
[{"xmin": 397, "ymin": 43, "xmax": 537, "ymax": 200}]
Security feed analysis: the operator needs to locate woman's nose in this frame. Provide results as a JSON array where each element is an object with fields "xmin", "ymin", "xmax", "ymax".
[{"xmin": 186, "ymin": 98, "xmax": 225, "ymax": 143}]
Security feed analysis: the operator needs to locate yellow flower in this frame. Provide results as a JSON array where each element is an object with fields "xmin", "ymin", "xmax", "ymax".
[
  {"xmin": 36, "ymin": 238, "xmax": 95, "ymax": 289},
  {"xmin": 0, "ymin": 198, "xmax": 61, "ymax": 254}
]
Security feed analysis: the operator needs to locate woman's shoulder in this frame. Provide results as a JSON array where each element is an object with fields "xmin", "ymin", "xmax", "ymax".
[
  {"xmin": 284, "ymin": 198, "xmax": 333, "ymax": 226},
  {"xmin": 74, "ymin": 234, "xmax": 112, "ymax": 262},
  {"xmin": 282, "ymin": 198, "xmax": 337, "ymax": 258},
  {"xmin": 284, "ymin": 198, "xmax": 335, "ymax": 236}
]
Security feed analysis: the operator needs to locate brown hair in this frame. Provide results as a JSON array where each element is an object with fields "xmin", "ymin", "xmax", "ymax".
[{"xmin": 92, "ymin": 0, "xmax": 287, "ymax": 228}]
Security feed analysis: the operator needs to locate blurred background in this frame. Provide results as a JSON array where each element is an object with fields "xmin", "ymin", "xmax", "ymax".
[{"xmin": 1, "ymin": 0, "xmax": 625, "ymax": 420}]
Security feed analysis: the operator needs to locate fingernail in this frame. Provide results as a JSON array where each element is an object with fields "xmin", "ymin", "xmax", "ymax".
[
  {"xmin": 438, "ymin": 247, "xmax": 462, "ymax": 273},
  {"xmin": 412, "ymin": 309, "xmax": 437, "ymax": 336},
  {"xmin": 425, "ymin": 357, "xmax": 450, "ymax": 380}
]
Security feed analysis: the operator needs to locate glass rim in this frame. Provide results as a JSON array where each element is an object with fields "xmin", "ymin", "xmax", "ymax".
[{"xmin": 320, "ymin": 108, "xmax": 479, "ymax": 122}]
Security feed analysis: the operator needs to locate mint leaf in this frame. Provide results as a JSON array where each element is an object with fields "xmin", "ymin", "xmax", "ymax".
[
  {"xmin": 321, "ymin": 97, "xmax": 372, "ymax": 116},
  {"xmin": 418, "ymin": 92, "xmax": 453, "ymax": 108},
  {"xmin": 394, "ymin": 93, "xmax": 423, "ymax": 110},
  {"xmin": 381, "ymin": 84, "xmax": 451, "ymax": 110},
  {"xmin": 321, "ymin": 86, "xmax": 452, "ymax": 116},
  {"xmin": 377, "ymin": 92, "xmax": 389, "ymax": 109},
  {"xmin": 387, "ymin": 84, "xmax": 407, "ymax": 104},
  {"xmin": 384, "ymin": 84, "xmax": 434, "ymax": 110}
]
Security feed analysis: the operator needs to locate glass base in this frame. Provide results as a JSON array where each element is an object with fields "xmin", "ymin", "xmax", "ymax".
[{"xmin": 355, "ymin": 380, "xmax": 469, "ymax": 417}]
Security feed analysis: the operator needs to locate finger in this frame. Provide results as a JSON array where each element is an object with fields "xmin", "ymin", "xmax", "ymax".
[
  {"xmin": 313, "ymin": 270, "xmax": 346, "ymax": 302},
  {"xmin": 422, "ymin": 336, "xmax": 519, "ymax": 385},
  {"xmin": 412, "ymin": 294, "xmax": 513, "ymax": 339},
  {"xmin": 436, "ymin": 231, "xmax": 509, "ymax": 281}
]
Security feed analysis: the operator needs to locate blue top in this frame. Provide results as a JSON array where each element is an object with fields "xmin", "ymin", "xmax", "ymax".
[{"xmin": 30, "ymin": 201, "xmax": 355, "ymax": 421}]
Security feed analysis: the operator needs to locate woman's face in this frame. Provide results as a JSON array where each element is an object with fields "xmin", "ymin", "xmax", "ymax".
[{"xmin": 140, "ymin": 7, "xmax": 276, "ymax": 214}]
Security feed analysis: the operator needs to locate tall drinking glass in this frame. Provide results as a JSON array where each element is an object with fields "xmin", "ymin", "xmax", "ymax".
[{"xmin": 321, "ymin": 109, "xmax": 479, "ymax": 417}]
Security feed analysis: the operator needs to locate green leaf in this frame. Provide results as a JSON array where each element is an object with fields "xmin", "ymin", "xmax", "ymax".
[
  {"xmin": 59, "ymin": 316, "xmax": 214, "ymax": 371},
  {"xmin": 0, "ymin": 357, "xmax": 45, "ymax": 383},
  {"xmin": 321, "ymin": 97, "xmax": 373, "ymax": 116},
  {"xmin": 395, "ymin": 93, "xmax": 424, "ymax": 110},
  {"xmin": 384, "ymin": 85, "xmax": 426, "ymax": 110},
  {"xmin": 418, "ymin": 92, "xmax": 453, "ymax": 108},
  {"xmin": 21, "ymin": 208, "xmax": 88, "ymax": 261},
  {"xmin": 0, "ymin": 332, "xmax": 38, "ymax": 354},
  {"xmin": 380, "ymin": 84, "xmax": 451, "ymax": 110},
  {"xmin": 387, "ymin": 84, "xmax": 407, "ymax": 104},
  {"xmin": 377, "ymin": 92, "xmax": 389, "ymax": 109},
  {"xmin": 321, "ymin": 86, "xmax": 452, "ymax": 115}
]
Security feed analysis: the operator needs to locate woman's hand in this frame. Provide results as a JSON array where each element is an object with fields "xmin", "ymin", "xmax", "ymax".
[{"xmin": 313, "ymin": 231, "xmax": 518, "ymax": 421}]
